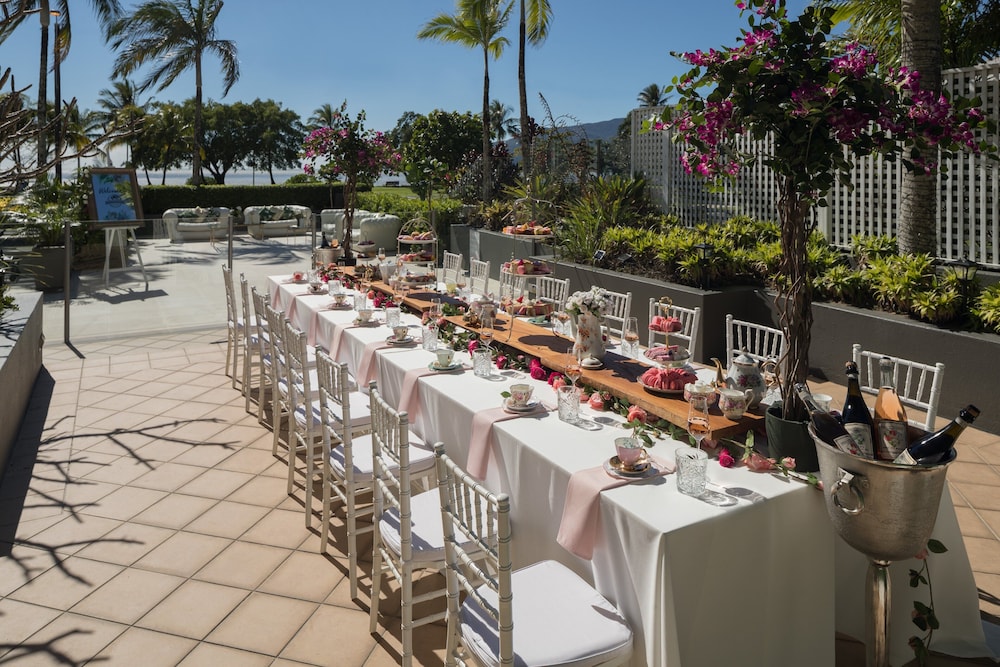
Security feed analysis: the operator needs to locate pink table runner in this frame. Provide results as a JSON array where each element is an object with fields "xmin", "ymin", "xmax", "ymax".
[
  {"xmin": 467, "ymin": 404, "xmax": 549, "ymax": 480},
  {"xmin": 398, "ymin": 367, "xmax": 444, "ymax": 418},
  {"xmin": 330, "ymin": 323, "xmax": 364, "ymax": 359},
  {"xmin": 357, "ymin": 339, "xmax": 391, "ymax": 388},
  {"xmin": 557, "ymin": 456, "xmax": 675, "ymax": 560}
]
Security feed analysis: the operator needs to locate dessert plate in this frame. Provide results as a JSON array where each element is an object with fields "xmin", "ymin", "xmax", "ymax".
[{"xmin": 603, "ymin": 456, "xmax": 657, "ymax": 479}]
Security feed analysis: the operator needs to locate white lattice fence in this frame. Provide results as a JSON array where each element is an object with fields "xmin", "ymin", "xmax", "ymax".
[{"xmin": 632, "ymin": 62, "xmax": 1000, "ymax": 268}]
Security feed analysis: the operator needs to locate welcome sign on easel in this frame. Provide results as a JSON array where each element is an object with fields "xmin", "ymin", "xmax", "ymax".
[{"xmin": 88, "ymin": 168, "xmax": 143, "ymax": 226}]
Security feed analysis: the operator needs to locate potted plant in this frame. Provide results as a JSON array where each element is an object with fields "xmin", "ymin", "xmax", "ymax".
[
  {"xmin": 302, "ymin": 101, "xmax": 402, "ymax": 265},
  {"xmin": 649, "ymin": 0, "xmax": 994, "ymax": 426}
]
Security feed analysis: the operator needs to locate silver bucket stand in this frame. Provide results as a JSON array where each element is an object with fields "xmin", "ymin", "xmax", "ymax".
[{"xmin": 809, "ymin": 425, "xmax": 954, "ymax": 667}]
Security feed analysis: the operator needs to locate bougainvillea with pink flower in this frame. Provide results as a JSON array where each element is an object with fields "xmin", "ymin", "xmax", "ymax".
[
  {"xmin": 302, "ymin": 101, "xmax": 402, "ymax": 261},
  {"xmin": 646, "ymin": 0, "xmax": 995, "ymax": 422}
]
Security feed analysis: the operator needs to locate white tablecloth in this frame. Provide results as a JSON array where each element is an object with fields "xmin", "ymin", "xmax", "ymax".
[{"xmin": 267, "ymin": 275, "xmax": 993, "ymax": 667}]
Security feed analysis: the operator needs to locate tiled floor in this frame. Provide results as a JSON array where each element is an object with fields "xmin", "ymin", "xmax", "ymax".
[{"xmin": 2, "ymin": 236, "xmax": 998, "ymax": 665}]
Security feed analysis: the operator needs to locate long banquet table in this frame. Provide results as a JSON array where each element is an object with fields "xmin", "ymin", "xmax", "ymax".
[{"xmin": 268, "ymin": 275, "xmax": 994, "ymax": 667}]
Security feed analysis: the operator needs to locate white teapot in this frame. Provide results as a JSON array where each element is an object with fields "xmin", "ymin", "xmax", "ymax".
[{"xmin": 712, "ymin": 349, "xmax": 767, "ymax": 407}]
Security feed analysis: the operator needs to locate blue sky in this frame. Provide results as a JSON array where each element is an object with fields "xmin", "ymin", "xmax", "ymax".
[{"xmin": 4, "ymin": 0, "xmax": 811, "ymax": 143}]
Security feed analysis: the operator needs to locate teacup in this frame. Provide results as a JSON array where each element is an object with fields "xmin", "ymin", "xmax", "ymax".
[
  {"xmin": 435, "ymin": 346, "xmax": 455, "ymax": 368},
  {"xmin": 718, "ymin": 387, "xmax": 754, "ymax": 420},
  {"xmin": 357, "ymin": 308, "xmax": 374, "ymax": 323},
  {"xmin": 509, "ymin": 383, "xmax": 533, "ymax": 408},
  {"xmin": 684, "ymin": 381, "xmax": 719, "ymax": 407},
  {"xmin": 615, "ymin": 437, "xmax": 647, "ymax": 469},
  {"xmin": 331, "ymin": 293, "xmax": 348, "ymax": 306},
  {"xmin": 392, "ymin": 325, "xmax": 409, "ymax": 341}
]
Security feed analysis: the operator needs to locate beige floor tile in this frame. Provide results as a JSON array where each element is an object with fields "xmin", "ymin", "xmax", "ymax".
[
  {"xmin": 184, "ymin": 499, "xmax": 270, "ymax": 539},
  {"xmin": 131, "ymin": 493, "xmax": 218, "ymax": 530},
  {"xmin": 91, "ymin": 625, "xmax": 199, "ymax": 665},
  {"xmin": 0, "ymin": 598, "xmax": 62, "ymax": 655},
  {"xmin": 281, "ymin": 604, "xmax": 378, "ymax": 666},
  {"xmin": 159, "ymin": 382, "xmax": 216, "ymax": 402},
  {"xmin": 74, "ymin": 521, "xmax": 176, "ymax": 566},
  {"xmin": 133, "ymin": 437, "xmax": 199, "ymax": 463},
  {"xmin": 81, "ymin": 455, "xmax": 158, "ymax": 486},
  {"xmin": 0, "ymin": 544, "xmax": 57, "ymax": 597},
  {"xmin": 964, "ymin": 536, "xmax": 1000, "ymax": 575},
  {"xmin": 955, "ymin": 506, "xmax": 997, "ymax": 540},
  {"xmin": 79, "ymin": 485, "xmax": 168, "ymax": 521},
  {"xmin": 947, "ymin": 460, "xmax": 1000, "ymax": 486},
  {"xmin": 227, "ymin": 474, "xmax": 293, "ymax": 508},
  {"xmin": 131, "ymin": 461, "xmax": 207, "ymax": 492},
  {"xmin": 258, "ymin": 550, "xmax": 346, "ymax": 603},
  {"xmin": 205, "ymin": 591, "xmax": 317, "ymax": 655},
  {"xmin": 193, "ymin": 541, "xmax": 291, "ymax": 589},
  {"xmin": 215, "ymin": 443, "xmax": 279, "ymax": 474},
  {"xmin": 176, "ymin": 468, "xmax": 254, "ymax": 499},
  {"xmin": 240, "ymin": 508, "xmax": 310, "ymax": 550},
  {"xmin": 25, "ymin": 513, "xmax": 123, "ymax": 556},
  {"xmin": 171, "ymin": 441, "xmax": 245, "ymax": 468},
  {"xmin": 15, "ymin": 612, "xmax": 127, "ymax": 665},
  {"xmin": 952, "ymin": 482, "xmax": 1000, "ymax": 512},
  {"xmin": 7, "ymin": 555, "xmax": 123, "ymax": 609},
  {"xmin": 978, "ymin": 509, "xmax": 1000, "ymax": 540},
  {"xmin": 176, "ymin": 642, "xmax": 273, "ymax": 667},
  {"xmin": 370, "ymin": 616, "xmax": 448, "ymax": 667},
  {"xmin": 136, "ymin": 579, "xmax": 248, "ymax": 639},
  {"xmin": 72, "ymin": 568, "xmax": 184, "ymax": 624},
  {"xmin": 133, "ymin": 531, "xmax": 231, "ymax": 577}
]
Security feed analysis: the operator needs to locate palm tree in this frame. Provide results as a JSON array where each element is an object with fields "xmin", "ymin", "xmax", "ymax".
[
  {"xmin": 490, "ymin": 99, "xmax": 516, "ymax": 141},
  {"xmin": 517, "ymin": 0, "xmax": 551, "ymax": 182},
  {"xmin": 61, "ymin": 105, "xmax": 108, "ymax": 176},
  {"xmin": 419, "ymin": 0, "xmax": 512, "ymax": 203},
  {"xmin": 308, "ymin": 103, "xmax": 338, "ymax": 131},
  {"xmin": 637, "ymin": 83, "xmax": 667, "ymax": 107},
  {"xmin": 107, "ymin": 0, "xmax": 239, "ymax": 186},
  {"xmin": 11, "ymin": 0, "xmax": 122, "ymax": 172},
  {"xmin": 96, "ymin": 78, "xmax": 146, "ymax": 166}
]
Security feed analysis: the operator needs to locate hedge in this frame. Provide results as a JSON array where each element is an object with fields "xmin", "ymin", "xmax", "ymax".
[{"xmin": 139, "ymin": 182, "xmax": 363, "ymax": 217}]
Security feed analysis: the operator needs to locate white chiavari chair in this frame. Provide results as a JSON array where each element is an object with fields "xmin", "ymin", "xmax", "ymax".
[
  {"xmin": 251, "ymin": 286, "xmax": 273, "ymax": 425},
  {"xmin": 222, "ymin": 265, "xmax": 243, "ymax": 389},
  {"xmin": 852, "ymin": 343, "xmax": 946, "ymax": 431},
  {"xmin": 442, "ymin": 250, "xmax": 464, "ymax": 285},
  {"xmin": 284, "ymin": 320, "xmax": 326, "ymax": 523},
  {"xmin": 725, "ymin": 314, "xmax": 785, "ymax": 366},
  {"xmin": 601, "ymin": 289, "xmax": 633, "ymax": 341},
  {"xmin": 434, "ymin": 443, "xmax": 634, "ymax": 667},
  {"xmin": 535, "ymin": 275, "xmax": 570, "ymax": 308},
  {"xmin": 498, "ymin": 270, "xmax": 527, "ymax": 300},
  {"xmin": 648, "ymin": 297, "xmax": 702, "ymax": 361},
  {"xmin": 368, "ymin": 382, "xmax": 444, "ymax": 667},
  {"xmin": 470, "ymin": 259, "xmax": 491, "ymax": 297}
]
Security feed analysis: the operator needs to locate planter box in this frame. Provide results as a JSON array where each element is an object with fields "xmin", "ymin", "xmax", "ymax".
[
  {"xmin": 0, "ymin": 293, "xmax": 43, "ymax": 476},
  {"xmin": 547, "ymin": 258, "xmax": 1000, "ymax": 434}
]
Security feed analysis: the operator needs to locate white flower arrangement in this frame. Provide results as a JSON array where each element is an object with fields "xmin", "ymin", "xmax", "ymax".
[{"xmin": 565, "ymin": 286, "xmax": 610, "ymax": 318}]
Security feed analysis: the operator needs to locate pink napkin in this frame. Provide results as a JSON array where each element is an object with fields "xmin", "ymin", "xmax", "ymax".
[
  {"xmin": 330, "ymin": 324, "xmax": 363, "ymax": 359},
  {"xmin": 467, "ymin": 404, "xmax": 548, "ymax": 480},
  {"xmin": 398, "ymin": 367, "xmax": 441, "ymax": 418},
  {"xmin": 357, "ymin": 339, "xmax": 391, "ymax": 387},
  {"xmin": 556, "ymin": 456, "xmax": 675, "ymax": 560}
]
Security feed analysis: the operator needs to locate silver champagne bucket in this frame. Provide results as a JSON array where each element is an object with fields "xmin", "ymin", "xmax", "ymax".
[{"xmin": 810, "ymin": 425, "xmax": 954, "ymax": 667}]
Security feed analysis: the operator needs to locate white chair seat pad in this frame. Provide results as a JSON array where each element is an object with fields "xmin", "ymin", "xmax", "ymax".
[
  {"xmin": 460, "ymin": 559, "xmax": 633, "ymax": 667},
  {"xmin": 377, "ymin": 484, "xmax": 448, "ymax": 563},
  {"xmin": 330, "ymin": 434, "xmax": 434, "ymax": 483}
]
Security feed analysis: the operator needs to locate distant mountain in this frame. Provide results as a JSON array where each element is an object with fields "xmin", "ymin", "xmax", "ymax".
[{"xmin": 562, "ymin": 118, "xmax": 627, "ymax": 142}]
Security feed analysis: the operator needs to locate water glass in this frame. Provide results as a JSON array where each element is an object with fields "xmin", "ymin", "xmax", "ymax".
[
  {"xmin": 556, "ymin": 385, "xmax": 579, "ymax": 423},
  {"xmin": 430, "ymin": 298, "xmax": 443, "ymax": 317},
  {"xmin": 354, "ymin": 292, "xmax": 368, "ymax": 311},
  {"xmin": 422, "ymin": 322, "xmax": 439, "ymax": 351},
  {"xmin": 675, "ymin": 448, "xmax": 708, "ymax": 496},
  {"xmin": 622, "ymin": 316, "xmax": 640, "ymax": 358},
  {"xmin": 385, "ymin": 306, "xmax": 401, "ymax": 328},
  {"xmin": 472, "ymin": 347, "xmax": 493, "ymax": 378}
]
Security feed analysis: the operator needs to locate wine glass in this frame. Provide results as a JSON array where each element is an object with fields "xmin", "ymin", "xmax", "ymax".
[
  {"xmin": 377, "ymin": 247, "xmax": 387, "ymax": 263},
  {"xmin": 455, "ymin": 269, "xmax": 468, "ymax": 298},
  {"xmin": 564, "ymin": 346, "xmax": 583, "ymax": 388},
  {"xmin": 554, "ymin": 308, "xmax": 571, "ymax": 337},
  {"xmin": 687, "ymin": 395, "xmax": 711, "ymax": 445},
  {"xmin": 480, "ymin": 316, "xmax": 495, "ymax": 350},
  {"xmin": 623, "ymin": 316, "xmax": 640, "ymax": 359}
]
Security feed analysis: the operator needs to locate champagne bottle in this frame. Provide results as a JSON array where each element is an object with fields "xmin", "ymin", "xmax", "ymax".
[
  {"xmin": 841, "ymin": 361, "xmax": 875, "ymax": 459},
  {"xmin": 894, "ymin": 405, "xmax": 980, "ymax": 465},
  {"xmin": 873, "ymin": 356, "xmax": 908, "ymax": 460},
  {"xmin": 321, "ymin": 232, "xmax": 331, "ymax": 249},
  {"xmin": 794, "ymin": 383, "xmax": 862, "ymax": 456}
]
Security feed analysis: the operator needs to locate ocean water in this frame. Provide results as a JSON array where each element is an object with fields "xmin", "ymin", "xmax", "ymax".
[{"xmin": 148, "ymin": 170, "xmax": 408, "ymax": 187}]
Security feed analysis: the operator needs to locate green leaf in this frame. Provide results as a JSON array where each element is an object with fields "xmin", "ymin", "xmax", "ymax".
[{"xmin": 927, "ymin": 539, "xmax": 948, "ymax": 554}]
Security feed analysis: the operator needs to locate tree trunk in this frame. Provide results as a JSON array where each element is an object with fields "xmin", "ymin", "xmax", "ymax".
[
  {"xmin": 898, "ymin": 0, "xmax": 942, "ymax": 256},
  {"xmin": 518, "ymin": 0, "xmax": 532, "ymax": 182},
  {"xmin": 192, "ymin": 54, "xmax": 204, "ymax": 186},
  {"xmin": 37, "ymin": 13, "xmax": 50, "ymax": 173},
  {"xmin": 481, "ymin": 46, "xmax": 493, "ymax": 203},
  {"xmin": 343, "ymin": 178, "xmax": 356, "ymax": 260},
  {"xmin": 777, "ymin": 177, "xmax": 813, "ymax": 422}
]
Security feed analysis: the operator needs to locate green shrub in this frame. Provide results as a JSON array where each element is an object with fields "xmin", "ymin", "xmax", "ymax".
[
  {"xmin": 139, "ymin": 182, "xmax": 352, "ymax": 216},
  {"xmin": 973, "ymin": 283, "xmax": 1000, "ymax": 333}
]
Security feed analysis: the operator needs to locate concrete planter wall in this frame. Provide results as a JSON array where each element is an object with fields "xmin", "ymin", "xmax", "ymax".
[
  {"xmin": 548, "ymin": 259, "xmax": 1000, "ymax": 434},
  {"xmin": 0, "ymin": 293, "xmax": 43, "ymax": 475}
]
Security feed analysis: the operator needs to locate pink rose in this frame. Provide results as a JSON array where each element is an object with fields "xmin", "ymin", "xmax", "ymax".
[
  {"xmin": 551, "ymin": 376, "xmax": 566, "ymax": 391},
  {"xmin": 548, "ymin": 371, "xmax": 564, "ymax": 386},
  {"xmin": 468, "ymin": 340, "xmax": 479, "ymax": 353},
  {"xmin": 529, "ymin": 357, "xmax": 542, "ymax": 369},
  {"xmin": 780, "ymin": 457, "xmax": 796, "ymax": 470},
  {"xmin": 626, "ymin": 406, "xmax": 648, "ymax": 424},
  {"xmin": 718, "ymin": 449, "xmax": 735, "ymax": 468},
  {"xmin": 588, "ymin": 393, "xmax": 606, "ymax": 410},
  {"xmin": 436, "ymin": 317, "xmax": 447, "ymax": 328},
  {"xmin": 495, "ymin": 354, "xmax": 508, "ymax": 369},
  {"xmin": 914, "ymin": 548, "xmax": 929, "ymax": 561},
  {"xmin": 530, "ymin": 365, "xmax": 548, "ymax": 381}
]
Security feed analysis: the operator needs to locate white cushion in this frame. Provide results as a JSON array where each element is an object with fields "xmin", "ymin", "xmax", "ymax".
[
  {"xmin": 261, "ymin": 218, "xmax": 298, "ymax": 228},
  {"xmin": 377, "ymin": 480, "xmax": 445, "ymax": 563},
  {"xmin": 330, "ymin": 433, "xmax": 434, "ymax": 484},
  {"xmin": 460, "ymin": 560, "xmax": 633, "ymax": 667}
]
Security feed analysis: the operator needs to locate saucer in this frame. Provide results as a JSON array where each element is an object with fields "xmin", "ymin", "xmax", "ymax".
[
  {"xmin": 580, "ymin": 358, "xmax": 604, "ymax": 369},
  {"xmin": 604, "ymin": 456, "xmax": 654, "ymax": 479},
  {"xmin": 428, "ymin": 361, "xmax": 463, "ymax": 373},
  {"xmin": 328, "ymin": 301, "xmax": 352, "ymax": 310},
  {"xmin": 308, "ymin": 285, "xmax": 327, "ymax": 294},
  {"xmin": 386, "ymin": 335, "xmax": 415, "ymax": 346},
  {"xmin": 503, "ymin": 398, "xmax": 541, "ymax": 414},
  {"xmin": 353, "ymin": 318, "xmax": 379, "ymax": 327}
]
